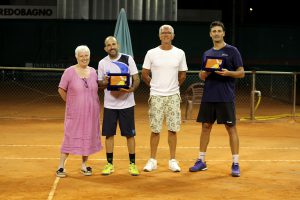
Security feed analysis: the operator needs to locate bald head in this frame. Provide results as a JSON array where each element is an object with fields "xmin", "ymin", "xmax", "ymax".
[
  {"xmin": 104, "ymin": 36, "xmax": 118, "ymax": 46},
  {"xmin": 104, "ymin": 36, "xmax": 119, "ymax": 59}
]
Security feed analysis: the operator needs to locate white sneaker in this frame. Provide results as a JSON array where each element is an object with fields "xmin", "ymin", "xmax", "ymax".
[
  {"xmin": 169, "ymin": 159, "xmax": 181, "ymax": 172},
  {"xmin": 143, "ymin": 158, "xmax": 157, "ymax": 172}
]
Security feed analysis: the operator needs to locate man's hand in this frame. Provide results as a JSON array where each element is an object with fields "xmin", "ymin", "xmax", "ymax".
[
  {"xmin": 103, "ymin": 76, "xmax": 109, "ymax": 85},
  {"xmin": 119, "ymin": 87, "xmax": 134, "ymax": 93},
  {"xmin": 199, "ymin": 70, "xmax": 211, "ymax": 80},
  {"xmin": 215, "ymin": 67, "xmax": 245, "ymax": 78},
  {"xmin": 215, "ymin": 68, "xmax": 230, "ymax": 76},
  {"xmin": 98, "ymin": 76, "xmax": 109, "ymax": 90}
]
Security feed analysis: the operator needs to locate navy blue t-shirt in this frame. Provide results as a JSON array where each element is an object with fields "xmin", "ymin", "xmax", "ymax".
[{"xmin": 201, "ymin": 44, "xmax": 243, "ymax": 102}]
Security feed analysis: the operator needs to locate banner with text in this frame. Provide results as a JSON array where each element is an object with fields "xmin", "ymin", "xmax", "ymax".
[{"xmin": 0, "ymin": 6, "xmax": 57, "ymax": 19}]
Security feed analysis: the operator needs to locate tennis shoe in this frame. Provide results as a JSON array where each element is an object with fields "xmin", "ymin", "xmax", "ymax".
[
  {"xmin": 189, "ymin": 159, "xmax": 207, "ymax": 172},
  {"xmin": 81, "ymin": 166, "xmax": 92, "ymax": 176},
  {"xmin": 129, "ymin": 163, "xmax": 139, "ymax": 176},
  {"xmin": 56, "ymin": 168, "xmax": 67, "ymax": 178},
  {"xmin": 143, "ymin": 158, "xmax": 157, "ymax": 172},
  {"xmin": 102, "ymin": 163, "xmax": 114, "ymax": 175},
  {"xmin": 231, "ymin": 163, "xmax": 240, "ymax": 177},
  {"xmin": 169, "ymin": 159, "xmax": 181, "ymax": 172}
]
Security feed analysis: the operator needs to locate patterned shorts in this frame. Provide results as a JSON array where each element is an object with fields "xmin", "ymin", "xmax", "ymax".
[{"xmin": 148, "ymin": 94, "xmax": 181, "ymax": 133}]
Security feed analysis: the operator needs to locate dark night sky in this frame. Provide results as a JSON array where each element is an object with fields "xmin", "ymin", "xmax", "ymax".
[
  {"xmin": 0, "ymin": 0, "xmax": 298, "ymax": 25},
  {"xmin": 178, "ymin": 0, "xmax": 298, "ymax": 25}
]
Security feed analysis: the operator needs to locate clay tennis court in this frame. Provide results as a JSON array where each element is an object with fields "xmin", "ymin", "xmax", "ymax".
[{"xmin": 1, "ymin": 101, "xmax": 300, "ymax": 200}]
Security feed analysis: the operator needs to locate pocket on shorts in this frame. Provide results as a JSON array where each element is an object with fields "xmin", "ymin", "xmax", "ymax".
[{"xmin": 148, "ymin": 95, "xmax": 153, "ymax": 105}]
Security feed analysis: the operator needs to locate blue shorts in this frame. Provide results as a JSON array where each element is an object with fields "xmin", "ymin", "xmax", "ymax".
[
  {"xmin": 102, "ymin": 106, "xmax": 136, "ymax": 137},
  {"xmin": 197, "ymin": 102, "xmax": 236, "ymax": 126}
]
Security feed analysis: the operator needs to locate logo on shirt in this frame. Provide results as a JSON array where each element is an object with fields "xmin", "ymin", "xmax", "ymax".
[
  {"xmin": 112, "ymin": 61, "xmax": 129, "ymax": 73},
  {"xmin": 221, "ymin": 53, "xmax": 228, "ymax": 57}
]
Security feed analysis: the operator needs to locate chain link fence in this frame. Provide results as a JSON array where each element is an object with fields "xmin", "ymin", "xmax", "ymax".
[{"xmin": 0, "ymin": 67, "xmax": 299, "ymax": 121}]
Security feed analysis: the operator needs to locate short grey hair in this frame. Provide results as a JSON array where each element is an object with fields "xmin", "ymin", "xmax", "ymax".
[
  {"xmin": 75, "ymin": 45, "xmax": 90, "ymax": 57},
  {"xmin": 159, "ymin": 24, "xmax": 174, "ymax": 36}
]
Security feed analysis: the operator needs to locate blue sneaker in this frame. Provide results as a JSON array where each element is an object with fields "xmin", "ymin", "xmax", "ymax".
[
  {"xmin": 189, "ymin": 159, "xmax": 207, "ymax": 172},
  {"xmin": 231, "ymin": 163, "xmax": 240, "ymax": 177}
]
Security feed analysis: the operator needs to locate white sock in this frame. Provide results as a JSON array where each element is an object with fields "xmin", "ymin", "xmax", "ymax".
[
  {"xmin": 58, "ymin": 161, "xmax": 65, "ymax": 169},
  {"xmin": 81, "ymin": 162, "xmax": 87, "ymax": 170},
  {"xmin": 58, "ymin": 153, "xmax": 68, "ymax": 169},
  {"xmin": 232, "ymin": 154, "xmax": 239, "ymax": 164},
  {"xmin": 199, "ymin": 152, "xmax": 206, "ymax": 162},
  {"xmin": 58, "ymin": 163, "xmax": 64, "ymax": 169}
]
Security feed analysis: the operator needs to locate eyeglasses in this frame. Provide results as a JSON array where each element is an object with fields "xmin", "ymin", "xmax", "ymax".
[{"xmin": 82, "ymin": 78, "xmax": 88, "ymax": 88}]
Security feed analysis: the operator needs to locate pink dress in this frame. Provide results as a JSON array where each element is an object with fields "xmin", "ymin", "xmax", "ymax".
[{"xmin": 59, "ymin": 66, "xmax": 102, "ymax": 155}]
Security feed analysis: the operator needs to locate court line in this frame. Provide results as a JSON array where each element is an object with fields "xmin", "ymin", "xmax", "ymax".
[
  {"xmin": 0, "ymin": 144, "xmax": 299, "ymax": 150},
  {"xmin": 47, "ymin": 177, "xmax": 60, "ymax": 200},
  {"xmin": 47, "ymin": 160, "xmax": 67, "ymax": 200},
  {"xmin": 2, "ymin": 157, "xmax": 300, "ymax": 162}
]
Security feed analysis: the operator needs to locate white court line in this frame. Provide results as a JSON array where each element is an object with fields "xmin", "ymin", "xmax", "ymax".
[
  {"xmin": 47, "ymin": 160, "xmax": 67, "ymax": 200},
  {"xmin": 47, "ymin": 177, "xmax": 60, "ymax": 200},
  {"xmin": 0, "ymin": 144, "xmax": 299, "ymax": 150},
  {"xmin": 2, "ymin": 157, "xmax": 300, "ymax": 162}
]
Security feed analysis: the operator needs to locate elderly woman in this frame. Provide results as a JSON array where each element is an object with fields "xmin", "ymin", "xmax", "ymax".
[{"xmin": 56, "ymin": 45, "xmax": 102, "ymax": 177}]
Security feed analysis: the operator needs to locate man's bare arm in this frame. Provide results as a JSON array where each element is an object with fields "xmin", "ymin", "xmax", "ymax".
[{"xmin": 142, "ymin": 68, "xmax": 151, "ymax": 87}]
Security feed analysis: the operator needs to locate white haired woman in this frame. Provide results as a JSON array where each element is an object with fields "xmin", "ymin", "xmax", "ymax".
[{"xmin": 56, "ymin": 45, "xmax": 102, "ymax": 177}]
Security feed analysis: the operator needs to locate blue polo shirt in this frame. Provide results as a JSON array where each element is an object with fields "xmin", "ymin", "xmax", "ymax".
[{"xmin": 201, "ymin": 44, "xmax": 243, "ymax": 102}]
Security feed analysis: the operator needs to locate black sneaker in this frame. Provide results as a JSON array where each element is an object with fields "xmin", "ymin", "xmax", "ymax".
[{"xmin": 56, "ymin": 168, "xmax": 67, "ymax": 178}]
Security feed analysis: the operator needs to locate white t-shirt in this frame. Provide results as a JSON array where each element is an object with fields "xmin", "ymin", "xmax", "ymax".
[
  {"xmin": 142, "ymin": 46, "xmax": 188, "ymax": 96},
  {"xmin": 98, "ymin": 53, "xmax": 138, "ymax": 109}
]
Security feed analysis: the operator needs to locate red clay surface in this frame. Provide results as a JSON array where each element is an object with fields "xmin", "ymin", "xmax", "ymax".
[{"xmin": 1, "ymin": 103, "xmax": 300, "ymax": 200}]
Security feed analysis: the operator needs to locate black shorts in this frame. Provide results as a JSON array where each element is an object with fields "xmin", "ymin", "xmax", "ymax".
[
  {"xmin": 102, "ymin": 106, "xmax": 136, "ymax": 137},
  {"xmin": 196, "ymin": 102, "xmax": 236, "ymax": 125}
]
